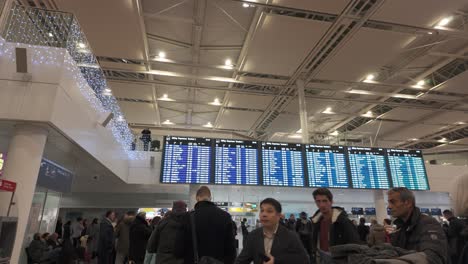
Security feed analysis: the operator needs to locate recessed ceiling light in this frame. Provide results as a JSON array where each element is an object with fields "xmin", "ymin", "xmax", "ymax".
[
  {"xmin": 158, "ymin": 51, "xmax": 166, "ymax": 59},
  {"xmin": 203, "ymin": 122, "xmax": 213, "ymax": 128},
  {"xmin": 411, "ymin": 138, "xmax": 419, "ymax": 141},
  {"xmin": 456, "ymin": 121, "xmax": 466, "ymax": 125},
  {"xmin": 162, "ymin": 120, "xmax": 174, "ymax": 125},
  {"xmin": 242, "ymin": 3, "xmax": 250, "ymax": 8},
  {"xmin": 322, "ymin": 107, "xmax": 334, "ymax": 114},
  {"xmin": 329, "ymin": 130, "xmax": 339, "ymax": 136},
  {"xmin": 364, "ymin": 74, "xmax": 375, "ymax": 82},
  {"xmin": 225, "ymin": 59, "xmax": 233, "ymax": 66},
  {"xmin": 362, "ymin": 110, "xmax": 373, "ymax": 117},
  {"xmin": 416, "ymin": 80, "xmax": 426, "ymax": 86},
  {"xmin": 427, "ymin": 31, "xmax": 434, "ymax": 35},
  {"xmin": 437, "ymin": 16, "xmax": 453, "ymax": 27},
  {"xmin": 158, "ymin": 93, "xmax": 175, "ymax": 101},
  {"xmin": 438, "ymin": 137, "xmax": 448, "ymax": 142},
  {"xmin": 210, "ymin": 98, "xmax": 222, "ymax": 106}
]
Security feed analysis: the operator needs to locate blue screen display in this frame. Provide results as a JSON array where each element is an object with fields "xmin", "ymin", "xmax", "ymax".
[
  {"xmin": 352, "ymin": 207, "xmax": 364, "ymax": 215},
  {"xmin": 386, "ymin": 149, "xmax": 429, "ymax": 190},
  {"xmin": 214, "ymin": 139, "xmax": 259, "ymax": 185},
  {"xmin": 348, "ymin": 147, "xmax": 391, "ymax": 189},
  {"xmin": 430, "ymin": 208, "xmax": 442, "ymax": 216},
  {"xmin": 420, "ymin": 208, "xmax": 430, "ymax": 214},
  {"xmin": 305, "ymin": 145, "xmax": 350, "ymax": 188},
  {"xmin": 365, "ymin": 208, "xmax": 376, "ymax": 215},
  {"xmin": 261, "ymin": 142, "xmax": 305, "ymax": 187},
  {"xmin": 161, "ymin": 136, "xmax": 212, "ymax": 184}
]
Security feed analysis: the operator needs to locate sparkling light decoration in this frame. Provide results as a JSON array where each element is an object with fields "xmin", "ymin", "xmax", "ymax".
[{"xmin": 1, "ymin": 4, "xmax": 140, "ymax": 159}]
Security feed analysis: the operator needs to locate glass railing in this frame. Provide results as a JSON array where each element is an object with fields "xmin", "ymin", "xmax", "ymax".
[
  {"xmin": 131, "ymin": 134, "xmax": 162, "ymax": 152},
  {"xmin": 0, "ymin": 4, "xmax": 134, "ymax": 154}
]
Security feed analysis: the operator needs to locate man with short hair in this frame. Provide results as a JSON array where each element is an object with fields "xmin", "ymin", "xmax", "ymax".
[
  {"xmin": 388, "ymin": 187, "xmax": 448, "ymax": 264},
  {"xmin": 177, "ymin": 186, "xmax": 236, "ymax": 264},
  {"xmin": 98, "ymin": 210, "xmax": 116, "ymax": 264},
  {"xmin": 310, "ymin": 188, "xmax": 360, "ymax": 264},
  {"xmin": 442, "ymin": 209, "xmax": 466, "ymax": 264}
]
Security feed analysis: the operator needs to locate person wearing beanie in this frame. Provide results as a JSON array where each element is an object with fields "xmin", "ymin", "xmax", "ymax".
[{"xmin": 146, "ymin": 200, "xmax": 188, "ymax": 264}]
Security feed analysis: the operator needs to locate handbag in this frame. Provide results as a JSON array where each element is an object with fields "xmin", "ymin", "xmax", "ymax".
[{"xmin": 190, "ymin": 212, "xmax": 224, "ymax": 264}]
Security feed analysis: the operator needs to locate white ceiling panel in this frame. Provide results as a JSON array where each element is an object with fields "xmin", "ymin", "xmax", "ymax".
[
  {"xmin": 109, "ymin": 82, "xmax": 153, "ymax": 100},
  {"xmin": 227, "ymin": 93, "xmax": 274, "ymax": 110},
  {"xmin": 202, "ymin": 0, "xmax": 254, "ymax": 46},
  {"xmin": 382, "ymin": 108, "xmax": 433, "ymax": 121},
  {"xmin": 268, "ymin": 114, "xmax": 300, "ymax": 133},
  {"xmin": 119, "ymin": 101, "xmax": 157, "ymax": 124},
  {"xmin": 242, "ymin": 15, "xmax": 330, "ymax": 76},
  {"xmin": 387, "ymin": 124, "xmax": 444, "ymax": 140},
  {"xmin": 424, "ymin": 111, "xmax": 468, "ymax": 125},
  {"xmin": 199, "ymin": 49, "xmax": 241, "ymax": 66},
  {"xmin": 352, "ymin": 121, "xmax": 401, "ymax": 136},
  {"xmin": 217, "ymin": 110, "xmax": 262, "ymax": 130},
  {"xmin": 155, "ymin": 86, "xmax": 188, "ymax": 101},
  {"xmin": 435, "ymin": 71, "xmax": 468, "ymax": 94},
  {"xmin": 371, "ymin": 0, "xmax": 467, "ymax": 27},
  {"xmin": 271, "ymin": 0, "xmax": 349, "ymax": 14},
  {"xmin": 148, "ymin": 40, "xmax": 192, "ymax": 61},
  {"xmin": 316, "ymin": 28, "xmax": 412, "ymax": 81}
]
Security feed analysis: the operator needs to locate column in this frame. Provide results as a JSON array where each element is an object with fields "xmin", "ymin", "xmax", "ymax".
[
  {"xmin": 374, "ymin": 190, "xmax": 387, "ymax": 224},
  {"xmin": 188, "ymin": 184, "xmax": 201, "ymax": 210},
  {"xmin": 0, "ymin": 124, "xmax": 48, "ymax": 263},
  {"xmin": 296, "ymin": 79, "xmax": 309, "ymax": 144}
]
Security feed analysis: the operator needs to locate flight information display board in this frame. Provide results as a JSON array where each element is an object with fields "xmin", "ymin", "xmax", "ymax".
[
  {"xmin": 348, "ymin": 147, "xmax": 391, "ymax": 189},
  {"xmin": 305, "ymin": 145, "xmax": 350, "ymax": 188},
  {"xmin": 214, "ymin": 139, "xmax": 259, "ymax": 185},
  {"xmin": 386, "ymin": 149, "xmax": 429, "ymax": 190},
  {"xmin": 161, "ymin": 136, "xmax": 212, "ymax": 184},
  {"xmin": 261, "ymin": 142, "xmax": 306, "ymax": 187}
]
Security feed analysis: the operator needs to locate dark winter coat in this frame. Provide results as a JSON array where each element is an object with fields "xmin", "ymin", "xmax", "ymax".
[
  {"xmin": 129, "ymin": 215, "xmax": 152, "ymax": 264},
  {"xmin": 235, "ymin": 225, "xmax": 310, "ymax": 264},
  {"xmin": 310, "ymin": 207, "xmax": 361, "ymax": 262},
  {"xmin": 115, "ymin": 216, "xmax": 134, "ymax": 256},
  {"xmin": 391, "ymin": 207, "xmax": 448, "ymax": 264},
  {"xmin": 147, "ymin": 212, "xmax": 185, "ymax": 264},
  {"xmin": 368, "ymin": 223, "xmax": 387, "ymax": 246},
  {"xmin": 97, "ymin": 218, "xmax": 115, "ymax": 264},
  {"xmin": 28, "ymin": 240, "xmax": 48, "ymax": 262},
  {"xmin": 446, "ymin": 216, "xmax": 466, "ymax": 262},
  {"xmin": 175, "ymin": 201, "xmax": 237, "ymax": 264},
  {"xmin": 357, "ymin": 223, "xmax": 370, "ymax": 242}
]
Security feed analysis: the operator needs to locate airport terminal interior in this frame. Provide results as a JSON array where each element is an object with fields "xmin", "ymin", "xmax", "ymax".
[{"xmin": 1, "ymin": 0, "xmax": 468, "ymax": 263}]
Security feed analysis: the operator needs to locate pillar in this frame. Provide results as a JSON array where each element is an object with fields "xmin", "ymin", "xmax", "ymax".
[
  {"xmin": 0, "ymin": 124, "xmax": 48, "ymax": 263},
  {"xmin": 296, "ymin": 79, "xmax": 309, "ymax": 144},
  {"xmin": 374, "ymin": 190, "xmax": 387, "ymax": 224},
  {"xmin": 188, "ymin": 184, "xmax": 201, "ymax": 210}
]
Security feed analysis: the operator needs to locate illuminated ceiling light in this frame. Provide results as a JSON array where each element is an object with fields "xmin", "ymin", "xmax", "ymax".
[
  {"xmin": 210, "ymin": 98, "xmax": 222, "ymax": 106},
  {"xmin": 48, "ymin": 32, "xmax": 53, "ymax": 37},
  {"xmin": 436, "ymin": 16, "xmax": 453, "ymax": 27},
  {"xmin": 78, "ymin": 42, "xmax": 86, "ymax": 48},
  {"xmin": 427, "ymin": 31, "xmax": 434, "ymax": 35},
  {"xmin": 162, "ymin": 120, "xmax": 174, "ymax": 125},
  {"xmin": 456, "ymin": 121, "xmax": 466, "ymax": 125},
  {"xmin": 225, "ymin": 59, "xmax": 233, "ymax": 66},
  {"xmin": 411, "ymin": 138, "xmax": 419, "ymax": 141},
  {"xmin": 288, "ymin": 134, "xmax": 302, "ymax": 139},
  {"xmin": 242, "ymin": 3, "xmax": 250, "ymax": 7},
  {"xmin": 296, "ymin": 129, "xmax": 302, "ymax": 134},
  {"xmin": 362, "ymin": 110, "xmax": 373, "ymax": 117},
  {"xmin": 322, "ymin": 107, "xmax": 334, "ymax": 114},
  {"xmin": 438, "ymin": 137, "xmax": 448, "ymax": 143},
  {"xmin": 158, "ymin": 51, "xmax": 166, "ymax": 59},
  {"xmin": 122, "ymin": 59, "xmax": 128, "ymax": 63},
  {"xmin": 203, "ymin": 122, "xmax": 213, "ymax": 128},
  {"xmin": 159, "ymin": 93, "xmax": 175, "ymax": 101},
  {"xmin": 363, "ymin": 74, "xmax": 375, "ymax": 83},
  {"xmin": 417, "ymin": 80, "xmax": 426, "ymax": 86},
  {"xmin": 329, "ymin": 130, "xmax": 339, "ymax": 136}
]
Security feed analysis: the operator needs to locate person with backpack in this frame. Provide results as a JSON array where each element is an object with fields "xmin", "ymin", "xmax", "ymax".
[
  {"xmin": 147, "ymin": 200, "xmax": 187, "ymax": 264},
  {"xmin": 296, "ymin": 212, "xmax": 313, "ymax": 257}
]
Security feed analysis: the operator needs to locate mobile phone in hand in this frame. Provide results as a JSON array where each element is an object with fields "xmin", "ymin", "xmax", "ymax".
[{"xmin": 260, "ymin": 253, "xmax": 271, "ymax": 262}]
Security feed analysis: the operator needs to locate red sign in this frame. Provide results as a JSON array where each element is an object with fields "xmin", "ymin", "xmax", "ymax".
[{"xmin": 0, "ymin": 179, "xmax": 16, "ymax": 192}]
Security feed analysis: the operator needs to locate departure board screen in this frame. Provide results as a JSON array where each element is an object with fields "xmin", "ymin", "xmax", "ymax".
[
  {"xmin": 214, "ymin": 139, "xmax": 259, "ymax": 185},
  {"xmin": 348, "ymin": 147, "xmax": 391, "ymax": 189},
  {"xmin": 305, "ymin": 145, "xmax": 350, "ymax": 188},
  {"xmin": 261, "ymin": 142, "xmax": 305, "ymax": 187},
  {"xmin": 386, "ymin": 149, "xmax": 429, "ymax": 190},
  {"xmin": 161, "ymin": 136, "xmax": 212, "ymax": 184}
]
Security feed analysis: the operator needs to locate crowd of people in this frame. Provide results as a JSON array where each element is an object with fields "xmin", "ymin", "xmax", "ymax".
[{"xmin": 28, "ymin": 186, "xmax": 468, "ymax": 264}]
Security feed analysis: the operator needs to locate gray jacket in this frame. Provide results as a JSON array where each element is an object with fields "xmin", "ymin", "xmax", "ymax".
[
  {"xmin": 115, "ymin": 216, "xmax": 134, "ymax": 255},
  {"xmin": 391, "ymin": 207, "xmax": 448, "ymax": 264}
]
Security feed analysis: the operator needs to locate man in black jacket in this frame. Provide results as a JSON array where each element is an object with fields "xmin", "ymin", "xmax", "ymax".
[
  {"xmin": 388, "ymin": 187, "xmax": 448, "ymax": 264},
  {"xmin": 443, "ymin": 209, "xmax": 466, "ymax": 264},
  {"xmin": 235, "ymin": 198, "xmax": 310, "ymax": 264},
  {"xmin": 98, "ymin": 210, "xmax": 116, "ymax": 264},
  {"xmin": 310, "ymin": 188, "xmax": 360, "ymax": 264},
  {"xmin": 129, "ymin": 212, "xmax": 152, "ymax": 264},
  {"xmin": 176, "ymin": 186, "xmax": 236, "ymax": 264}
]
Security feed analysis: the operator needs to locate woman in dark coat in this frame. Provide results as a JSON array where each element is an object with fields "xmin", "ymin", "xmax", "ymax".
[{"xmin": 129, "ymin": 212, "xmax": 152, "ymax": 264}]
